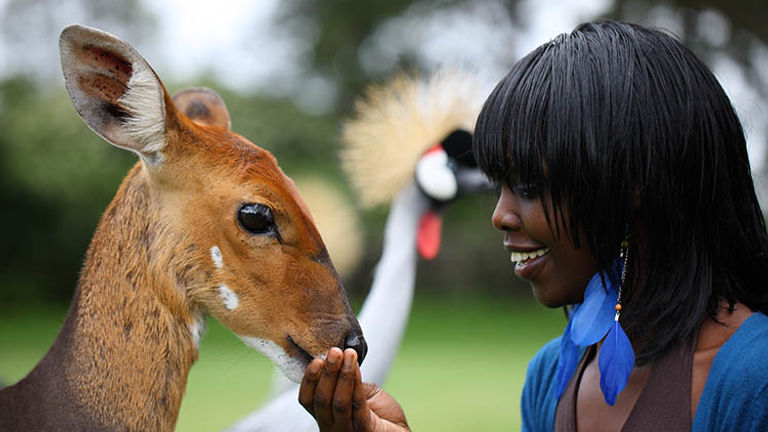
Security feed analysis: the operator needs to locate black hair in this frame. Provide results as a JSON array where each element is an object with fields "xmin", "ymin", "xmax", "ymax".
[{"xmin": 474, "ymin": 20, "xmax": 768, "ymax": 364}]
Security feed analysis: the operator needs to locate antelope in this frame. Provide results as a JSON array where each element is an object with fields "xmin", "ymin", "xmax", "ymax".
[
  {"xmin": 0, "ymin": 24, "xmax": 366, "ymax": 432},
  {"xmin": 228, "ymin": 70, "xmax": 488, "ymax": 432}
]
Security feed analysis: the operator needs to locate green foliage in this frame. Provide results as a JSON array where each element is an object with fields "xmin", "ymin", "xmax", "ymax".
[
  {"xmin": 207, "ymin": 85, "xmax": 341, "ymax": 174},
  {"xmin": 0, "ymin": 78, "xmax": 136, "ymax": 305}
]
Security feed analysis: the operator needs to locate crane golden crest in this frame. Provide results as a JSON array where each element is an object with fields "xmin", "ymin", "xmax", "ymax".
[{"xmin": 340, "ymin": 69, "xmax": 485, "ymax": 208}]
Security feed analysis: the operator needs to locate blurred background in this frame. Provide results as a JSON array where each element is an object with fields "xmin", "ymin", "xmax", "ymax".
[{"xmin": 0, "ymin": 0, "xmax": 766, "ymax": 430}]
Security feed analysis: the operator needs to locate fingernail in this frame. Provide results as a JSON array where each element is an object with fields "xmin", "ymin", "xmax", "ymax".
[
  {"xmin": 327, "ymin": 349, "xmax": 341, "ymax": 366},
  {"xmin": 307, "ymin": 360, "xmax": 321, "ymax": 378},
  {"xmin": 343, "ymin": 350, "xmax": 357, "ymax": 371}
]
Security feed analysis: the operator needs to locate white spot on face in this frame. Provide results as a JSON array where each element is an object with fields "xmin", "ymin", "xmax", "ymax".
[
  {"xmin": 210, "ymin": 246, "xmax": 224, "ymax": 268},
  {"xmin": 218, "ymin": 285, "xmax": 240, "ymax": 310},
  {"xmin": 238, "ymin": 336, "xmax": 307, "ymax": 383}
]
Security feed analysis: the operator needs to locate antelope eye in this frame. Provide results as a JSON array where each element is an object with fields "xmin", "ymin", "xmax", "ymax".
[{"xmin": 238, "ymin": 203, "xmax": 276, "ymax": 236}]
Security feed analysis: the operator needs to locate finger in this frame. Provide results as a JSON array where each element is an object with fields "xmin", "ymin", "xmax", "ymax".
[
  {"xmin": 329, "ymin": 349, "xmax": 358, "ymax": 431},
  {"xmin": 352, "ymin": 364, "xmax": 373, "ymax": 430},
  {"xmin": 314, "ymin": 347, "xmax": 344, "ymax": 427},
  {"xmin": 299, "ymin": 358, "xmax": 323, "ymax": 413}
]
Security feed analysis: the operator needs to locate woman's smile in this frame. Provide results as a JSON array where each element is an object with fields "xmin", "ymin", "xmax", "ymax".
[
  {"xmin": 493, "ymin": 184, "xmax": 598, "ymax": 307},
  {"xmin": 507, "ymin": 245, "xmax": 551, "ymax": 279}
]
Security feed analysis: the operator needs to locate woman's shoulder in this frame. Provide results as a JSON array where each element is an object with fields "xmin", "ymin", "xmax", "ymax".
[
  {"xmin": 521, "ymin": 337, "xmax": 561, "ymax": 432},
  {"xmin": 527, "ymin": 337, "xmax": 563, "ymax": 376},
  {"xmin": 521, "ymin": 337, "xmax": 586, "ymax": 432},
  {"xmin": 524, "ymin": 336, "xmax": 582, "ymax": 393},
  {"xmin": 713, "ymin": 312, "xmax": 768, "ymax": 375},
  {"xmin": 693, "ymin": 312, "xmax": 768, "ymax": 431}
]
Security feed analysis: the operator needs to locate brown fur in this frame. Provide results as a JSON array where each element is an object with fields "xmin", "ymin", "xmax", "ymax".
[{"xmin": 0, "ymin": 25, "xmax": 362, "ymax": 431}]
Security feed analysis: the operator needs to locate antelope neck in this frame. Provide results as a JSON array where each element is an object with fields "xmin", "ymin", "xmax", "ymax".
[{"xmin": 0, "ymin": 165, "xmax": 201, "ymax": 432}]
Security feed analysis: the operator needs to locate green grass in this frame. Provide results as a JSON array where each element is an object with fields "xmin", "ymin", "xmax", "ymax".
[{"xmin": 0, "ymin": 296, "xmax": 565, "ymax": 431}]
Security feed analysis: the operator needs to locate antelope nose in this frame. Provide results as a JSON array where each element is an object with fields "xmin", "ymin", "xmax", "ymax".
[{"xmin": 344, "ymin": 330, "xmax": 367, "ymax": 366}]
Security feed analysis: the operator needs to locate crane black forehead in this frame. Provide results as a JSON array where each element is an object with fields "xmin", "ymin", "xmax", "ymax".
[{"xmin": 441, "ymin": 129, "xmax": 476, "ymax": 167}]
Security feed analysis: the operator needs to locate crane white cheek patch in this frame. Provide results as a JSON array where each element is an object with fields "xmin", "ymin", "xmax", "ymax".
[
  {"xmin": 218, "ymin": 285, "xmax": 240, "ymax": 311},
  {"xmin": 415, "ymin": 150, "xmax": 457, "ymax": 201}
]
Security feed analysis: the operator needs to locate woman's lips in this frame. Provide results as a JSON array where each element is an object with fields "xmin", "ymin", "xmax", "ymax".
[{"xmin": 510, "ymin": 247, "xmax": 551, "ymax": 279}]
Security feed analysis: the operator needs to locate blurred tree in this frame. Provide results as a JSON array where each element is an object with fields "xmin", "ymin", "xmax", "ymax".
[
  {"xmin": 0, "ymin": 0, "xmax": 157, "ymax": 83},
  {"xmin": 275, "ymin": 0, "xmax": 517, "ymax": 109},
  {"xmin": 277, "ymin": 0, "xmax": 416, "ymax": 108},
  {"xmin": 209, "ymin": 86, "xmax": 340, "ymax": 171},
  {"xmin": 270, "ymin": 0, "xmax": 765, "ymax": 114},
  {"xmin": 618, "ymin": 0, "xmax": 767, "ymax": 43},
  {"xmin": 0, "ymin": 78, "xmax": 136, "ymax": 305}
]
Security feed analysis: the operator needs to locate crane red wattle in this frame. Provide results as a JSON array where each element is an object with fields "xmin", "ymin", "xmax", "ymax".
[{"xmin": 417, "ymin": 209, "xmax": 442, "ymax": 260}]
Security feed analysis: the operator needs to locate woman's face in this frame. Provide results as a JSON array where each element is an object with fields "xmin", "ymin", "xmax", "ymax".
[{"xmin": 492, "ymin": 183, "xmax": 599, "ymax": 307}]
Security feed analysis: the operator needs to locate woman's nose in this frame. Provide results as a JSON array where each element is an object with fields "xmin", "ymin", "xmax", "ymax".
[{"xmin": 492, "ymin": 186, "xmax": 521, "ymax": 231}]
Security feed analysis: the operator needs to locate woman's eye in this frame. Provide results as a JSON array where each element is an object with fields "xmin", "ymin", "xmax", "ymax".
[
  {"xmin": 238, "ymin": 203, "xmax": 276, "ymax": 235},
  {"xmin": 512, "ymin": 183, "xmax": 540, "ymax": 199}
]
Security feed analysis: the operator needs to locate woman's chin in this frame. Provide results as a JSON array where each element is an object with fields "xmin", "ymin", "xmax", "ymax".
[{"xmin": 530, "ymin": 284, "xmax": 575, "ymax": 309}]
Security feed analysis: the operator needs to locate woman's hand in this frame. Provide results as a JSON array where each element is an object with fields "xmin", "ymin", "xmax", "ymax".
[{"xmin": 299, "ymin": 347, "xmax": 410, "ymax": 432}]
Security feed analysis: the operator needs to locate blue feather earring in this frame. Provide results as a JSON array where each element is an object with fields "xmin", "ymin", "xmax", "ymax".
[
  {"xmin": 554, "ymin": 237, "xmax": 635, "ymax": 405},
  {"xmin": 597, "ymin": 238, "xmax": 634, "ymax": 405}
]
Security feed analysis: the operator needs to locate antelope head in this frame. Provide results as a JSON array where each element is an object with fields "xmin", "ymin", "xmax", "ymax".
[{"xmin": 59, "ymin": 24, "xmax": 365, "ymax": 382}]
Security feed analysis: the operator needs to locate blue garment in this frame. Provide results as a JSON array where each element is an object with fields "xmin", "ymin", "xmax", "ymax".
[{"xmin": 521, "ymin": 312, "xmax": 768, "ymax": 432}]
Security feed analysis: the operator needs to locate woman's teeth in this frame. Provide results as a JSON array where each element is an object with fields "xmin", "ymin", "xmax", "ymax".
[{"xmin": 510, "ymin": 247, "xmax": 550, "ymax": 264}]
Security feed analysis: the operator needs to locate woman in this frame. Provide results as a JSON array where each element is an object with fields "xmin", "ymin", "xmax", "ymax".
[{"xmin": 298, "ymin": 21, "xmax": 768, "ymax": 431}]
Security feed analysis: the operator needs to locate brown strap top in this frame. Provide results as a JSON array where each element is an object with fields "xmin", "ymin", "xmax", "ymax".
[{"xmin": 554, "ymin": 337, "xmax": 694, "ymax": 432}]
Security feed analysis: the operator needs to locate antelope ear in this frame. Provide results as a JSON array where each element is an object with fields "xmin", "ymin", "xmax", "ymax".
[
  {"xmin": 173, "ymin": 88, "xmax": 231, "ymax": 129},
  {"xmin": 59, "ymin": 24, "xmax": 167, "ymax": 163}
]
